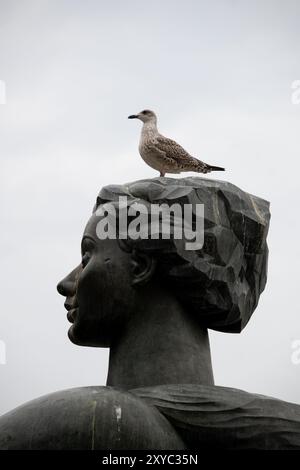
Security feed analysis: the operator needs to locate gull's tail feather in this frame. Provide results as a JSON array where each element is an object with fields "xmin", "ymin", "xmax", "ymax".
[{"xmin": 207, "ymin": 165, "xmax": 225, "ymax": 172}]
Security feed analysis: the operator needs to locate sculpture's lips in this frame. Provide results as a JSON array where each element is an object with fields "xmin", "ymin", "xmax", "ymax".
[
  {"xmin": 67, "ymin": 308, "xmax": 78, "ymax": 324},
  {"xmin": 64, "ymin": 298, "xmax": 78, "ymax": 311}
]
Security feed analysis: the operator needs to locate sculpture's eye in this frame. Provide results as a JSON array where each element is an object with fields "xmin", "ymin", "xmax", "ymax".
[
  {"xmin": 81, "ymin": 237, "xmax": 95, "ymax": 268},
  {"xmin": 81, "ymin": 252, "xmax": 91, "ymax": 268}
]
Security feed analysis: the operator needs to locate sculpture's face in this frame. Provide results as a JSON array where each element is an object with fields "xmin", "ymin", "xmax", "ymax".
[{"xmin": 57, "ymin": 213, "xmax": 135, "ymax": 347}]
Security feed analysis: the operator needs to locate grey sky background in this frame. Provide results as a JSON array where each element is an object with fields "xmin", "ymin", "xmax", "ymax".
[{"xmin": 0, "ymin": 0, "xmax": 299, "ymax": 415}]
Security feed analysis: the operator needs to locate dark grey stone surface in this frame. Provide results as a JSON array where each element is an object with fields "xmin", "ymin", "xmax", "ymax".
[
  {"xmin": 1, "ymin": 384, "xmax": 300, "ymax": 450},
  {"xmin": 0, "ymin": 387, "xmax": 185, "ymax": 450},
  {"xmin": 133, "ymin": 384, "xmax": 300, "ymax": 450}
]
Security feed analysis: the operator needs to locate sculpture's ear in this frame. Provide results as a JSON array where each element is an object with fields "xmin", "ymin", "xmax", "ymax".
[{"xmin": 131, "ymin": 250, "xmax": 157, "ymax": 286}]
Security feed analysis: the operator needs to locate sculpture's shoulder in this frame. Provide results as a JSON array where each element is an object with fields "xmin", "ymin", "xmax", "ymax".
[
  {"xmin": 0, "ymin": 386, "xmax": 185, "ymax": 450},
  {"xmin": 132, "ymin": 384, "xmax": 300, "ymax": 450}
]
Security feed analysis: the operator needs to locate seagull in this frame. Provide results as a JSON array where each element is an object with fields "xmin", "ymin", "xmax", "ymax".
[{"xmin": 128, "ymin": 109, "xmax": 225, "ymax": 177}]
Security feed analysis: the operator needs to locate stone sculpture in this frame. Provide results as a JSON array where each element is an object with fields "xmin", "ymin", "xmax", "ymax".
[{"xmin": 1, "ymin": 177, "xmax": 299, "ymax": 450}]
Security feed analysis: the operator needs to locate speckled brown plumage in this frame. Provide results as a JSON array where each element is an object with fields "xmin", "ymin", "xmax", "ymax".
[{"xmin": 129, "ymin": 109, "xmax": 225, "ymax": 177}]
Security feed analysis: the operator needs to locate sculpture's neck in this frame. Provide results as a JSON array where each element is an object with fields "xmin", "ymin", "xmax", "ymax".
[{"xmin": 106, "ymin": 284, "xmax": 214, "ymax": 390}]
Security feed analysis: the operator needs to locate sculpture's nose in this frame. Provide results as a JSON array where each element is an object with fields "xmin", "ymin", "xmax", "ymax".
[
  {"xmin": 57, "ymin": 277, "xmax": 73, "ymax": 297},
  {"xmin": 57, "ymin": 266, "xmax": 80, "ymax": 297}
]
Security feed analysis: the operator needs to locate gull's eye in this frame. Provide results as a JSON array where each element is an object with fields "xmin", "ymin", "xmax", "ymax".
[{"xmin": 141, "ymin": 110, "xmax": 147, "ymax": 115}]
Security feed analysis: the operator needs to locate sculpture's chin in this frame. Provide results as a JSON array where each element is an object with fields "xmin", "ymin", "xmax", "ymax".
[
  {"xmin": 67, "ymin": 325, "xmax": 81, "ymax": 345},
  {"xmin": 67, "ymin": 324, "xmax": 92, "ymax": 346},
  {"xmin": 67, "ymin": 324, "xmax": 111, "ymax": 348}
]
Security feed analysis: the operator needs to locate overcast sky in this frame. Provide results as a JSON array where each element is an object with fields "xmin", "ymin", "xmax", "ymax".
[{"xmin": 0, "ymin": 0, "xmax": 300, "ymax": 415}]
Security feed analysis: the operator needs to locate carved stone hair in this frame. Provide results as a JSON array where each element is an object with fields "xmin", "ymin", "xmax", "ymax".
[{"xmin": 94, "ymin": 177, "xmax": 270, "ymax": 333}]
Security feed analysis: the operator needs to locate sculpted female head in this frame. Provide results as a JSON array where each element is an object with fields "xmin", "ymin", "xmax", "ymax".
[{"xmin": 57, "ymin": 177, "xmax": 270, "ymax": 347}]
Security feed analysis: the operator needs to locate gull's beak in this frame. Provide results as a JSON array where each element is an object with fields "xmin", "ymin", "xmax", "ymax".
[{"xmin": 128, "ymin": 114, "xmax": 138, "ymax": 119}]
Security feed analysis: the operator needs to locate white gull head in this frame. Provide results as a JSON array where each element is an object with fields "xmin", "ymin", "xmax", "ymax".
[{"xmin": 128, "ymin": 109, "xmax": 157, "ymax": 124}]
